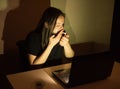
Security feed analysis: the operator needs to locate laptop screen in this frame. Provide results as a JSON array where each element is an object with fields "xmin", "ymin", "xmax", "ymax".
[{"xmin": 69, "ymin": 51, "xmax": 114, "ymax": 86}]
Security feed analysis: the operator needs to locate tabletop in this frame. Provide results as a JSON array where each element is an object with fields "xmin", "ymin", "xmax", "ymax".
[{"xmin": 7, "ymin": 62, "xmax": 120, "ymax": 89}]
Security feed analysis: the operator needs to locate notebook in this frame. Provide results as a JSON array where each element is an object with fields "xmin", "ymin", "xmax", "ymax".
[{"xmin": 52, "ymin": 51, "xmax": 114, "ymax": 87}]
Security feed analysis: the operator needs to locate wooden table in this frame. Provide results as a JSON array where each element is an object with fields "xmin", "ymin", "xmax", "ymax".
[
  {"xmin": 7, "ymin": 62, "xmax": 120, "ymax": 89},
  {"xmin": 7, "ymin": 69, "xmax": 63, "ymax": 89}
]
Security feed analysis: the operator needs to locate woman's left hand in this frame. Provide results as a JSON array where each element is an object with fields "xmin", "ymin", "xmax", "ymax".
[{"xmin": 59, "ymin": 34, "xmax": 69, "ymax": 47}]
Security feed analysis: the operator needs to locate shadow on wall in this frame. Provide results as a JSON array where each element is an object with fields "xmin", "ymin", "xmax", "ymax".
[
  {"xmin": 0, "ymin": 0, "xmax": 50, "ymax": 74},
  {"xmin": 2, "ymin": 0, "xmax": 50, "ymax": 55}
]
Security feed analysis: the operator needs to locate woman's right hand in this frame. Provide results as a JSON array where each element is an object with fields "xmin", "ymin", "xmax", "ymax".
[{"xmin": 49, "ymin": 30, "xmax": 63, "ymax": 47}]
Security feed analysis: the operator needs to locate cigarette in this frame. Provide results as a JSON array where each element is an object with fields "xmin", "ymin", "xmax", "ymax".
[{"xmin": 62, "ymin": 31, "xmax": 67, "ymax": 36}]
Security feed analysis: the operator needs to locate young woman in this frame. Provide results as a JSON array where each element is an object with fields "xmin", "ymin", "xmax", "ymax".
[{"xmin": 25, "ymin": 7, "xmax": 74, "ymax": 67}]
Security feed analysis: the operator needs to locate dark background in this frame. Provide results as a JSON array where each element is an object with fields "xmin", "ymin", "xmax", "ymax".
[
  {"xmin": 0, "ymin": 0, "xmax": 120, "ymax": 75},
  {"xmin": 0, "ymin": 0, "xmax": 50, "ymax": 74}
]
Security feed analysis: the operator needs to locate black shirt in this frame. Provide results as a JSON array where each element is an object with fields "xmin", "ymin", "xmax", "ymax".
[{"xmin": 25, "ymin": 31, "xmax": 64, "ymax": 66}]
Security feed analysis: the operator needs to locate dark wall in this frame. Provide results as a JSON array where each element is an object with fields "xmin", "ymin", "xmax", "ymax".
[
  {"xmin": 0, "ymin": 0, "xmax": 50, "ymax": 74},
  {"xmin": 110, "ymin": 0, "xmax": 120, "ymax": 62}
]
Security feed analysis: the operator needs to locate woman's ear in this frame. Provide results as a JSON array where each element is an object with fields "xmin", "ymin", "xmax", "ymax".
[{"xmin": 44, "ymin": 22, "xmax": 48, "ymax": 28}]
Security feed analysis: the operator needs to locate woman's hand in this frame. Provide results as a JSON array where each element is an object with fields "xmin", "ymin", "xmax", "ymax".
[
  {"xmin": 49, "ymin": 30, "xmax": 63, "ymax": 47},
  {"xmin": 60, "ymin": 33, "xmax": 75, "ymax": 58},
  {"xmin": 59, "ymin": 34, "xmax": 69, "ymax": 47}
]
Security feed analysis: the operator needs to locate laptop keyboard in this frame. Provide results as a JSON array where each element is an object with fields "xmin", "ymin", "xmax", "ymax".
[{"xmin": 53, "ymin": 68, "xmax": 70, "ymax": 83}]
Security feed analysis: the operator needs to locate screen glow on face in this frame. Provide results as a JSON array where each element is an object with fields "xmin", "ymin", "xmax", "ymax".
[{"xmin": 53, "ymin": 15, "xmax": 65, "ymax": 34}]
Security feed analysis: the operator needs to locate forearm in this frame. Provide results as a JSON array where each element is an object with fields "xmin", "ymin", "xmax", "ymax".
[
  {"xmin": 64, "ymin": 43, "xmax": 75, "ymax": 58},
  {"xmin": 32, "ymin": 44, "xmax": 54, "ymax": 65},
  {"xmin": 29, "ymin": 31, "xmax": 65, "ymax": 65}
]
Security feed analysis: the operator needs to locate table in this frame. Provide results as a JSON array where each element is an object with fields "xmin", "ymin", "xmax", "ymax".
[
  {"xmin": 7, "ymin": 69, "xmax": 63, "ymax": 89},
  {"xmin": 7, "ymin": 62, "xmax": 120, "ymax": 89}
]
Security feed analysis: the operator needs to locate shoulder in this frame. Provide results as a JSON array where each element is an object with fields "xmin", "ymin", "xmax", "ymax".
[
  {"xmin": 25, "ymin": 31, "xmax": 42, "ymax": 55},
  {"xmin": 25, "ymin": 31, "xmax": 42, "ymax": 46}
]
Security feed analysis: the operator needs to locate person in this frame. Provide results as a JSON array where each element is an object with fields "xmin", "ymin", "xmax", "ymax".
[{"xmin": 25, "ymin": 7, "xmax": 74, "ymax": 67}]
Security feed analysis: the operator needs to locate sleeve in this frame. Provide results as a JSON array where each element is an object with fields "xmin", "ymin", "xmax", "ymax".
[{"xmin": 26, "ymin": 32, "xmax": 42, "ymax": 56}]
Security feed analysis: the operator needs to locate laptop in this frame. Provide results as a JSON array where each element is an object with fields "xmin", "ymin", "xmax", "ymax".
[{"xmin": 52, "ymin": 51, "xmax": 115, "ymax": 87}]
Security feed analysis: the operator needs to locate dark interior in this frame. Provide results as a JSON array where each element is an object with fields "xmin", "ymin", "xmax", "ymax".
[{"xmin": 0, "ymin": 0, "xmax": 120, "ymax": 75}]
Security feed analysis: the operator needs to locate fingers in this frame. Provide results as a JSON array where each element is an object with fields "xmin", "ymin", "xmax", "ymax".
[
  {"xmin": 59, "ymin": 36, "xmax": 69, "ymax": 47},
  {"xmin": 56, "ymin": 30, "xmax": 64, "ymax": 38},
  {"xmin": 61, "ymin": 36, "xmax": 69, "ymax": 42},
  {"xmin": 49, "ymin": 35, "xmax": 55, "ymax": 40},
  {"xmin": 64, "ymin": 34, "xmax": 69, "ymax": 38},
  {"xmin": 51, "ymin": 35, "xmax": 55, "ymax": 38},
  {"xmin": 49, "ymin": 30, "xmax": 69, "ymax": 46}
]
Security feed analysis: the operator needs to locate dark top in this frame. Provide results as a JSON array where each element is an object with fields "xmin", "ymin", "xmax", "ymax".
[{"xmin": 25, "ymin": 31, "xmax": 64, "ymax": 67}]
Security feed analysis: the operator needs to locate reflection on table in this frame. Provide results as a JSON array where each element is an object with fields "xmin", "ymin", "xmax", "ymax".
[{"xmin": 7, "ymin": 69, "xmax": 63, "ymax": 89}]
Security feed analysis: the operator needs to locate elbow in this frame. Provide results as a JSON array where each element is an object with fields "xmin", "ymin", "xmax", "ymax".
[
  {"xmin": 30, "ymin": 62, "xmax": 43, "ymax": 66},
  {"xmin": 30, "ymin": 60, "xmax": 45, "ymax": 65},
  {"xmin": 28, "ymin": 55, "xmax": 46, "ymax": 65}
]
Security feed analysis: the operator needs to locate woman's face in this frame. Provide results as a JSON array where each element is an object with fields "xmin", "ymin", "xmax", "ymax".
[{"xmin": 53, "ymin": 15, "xmax": 65, "ymax": 34}]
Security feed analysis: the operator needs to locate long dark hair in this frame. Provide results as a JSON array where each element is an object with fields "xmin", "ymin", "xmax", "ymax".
[{"xmin": 35, "ymin": 7, "xmax": 65, "ymax": 49}]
